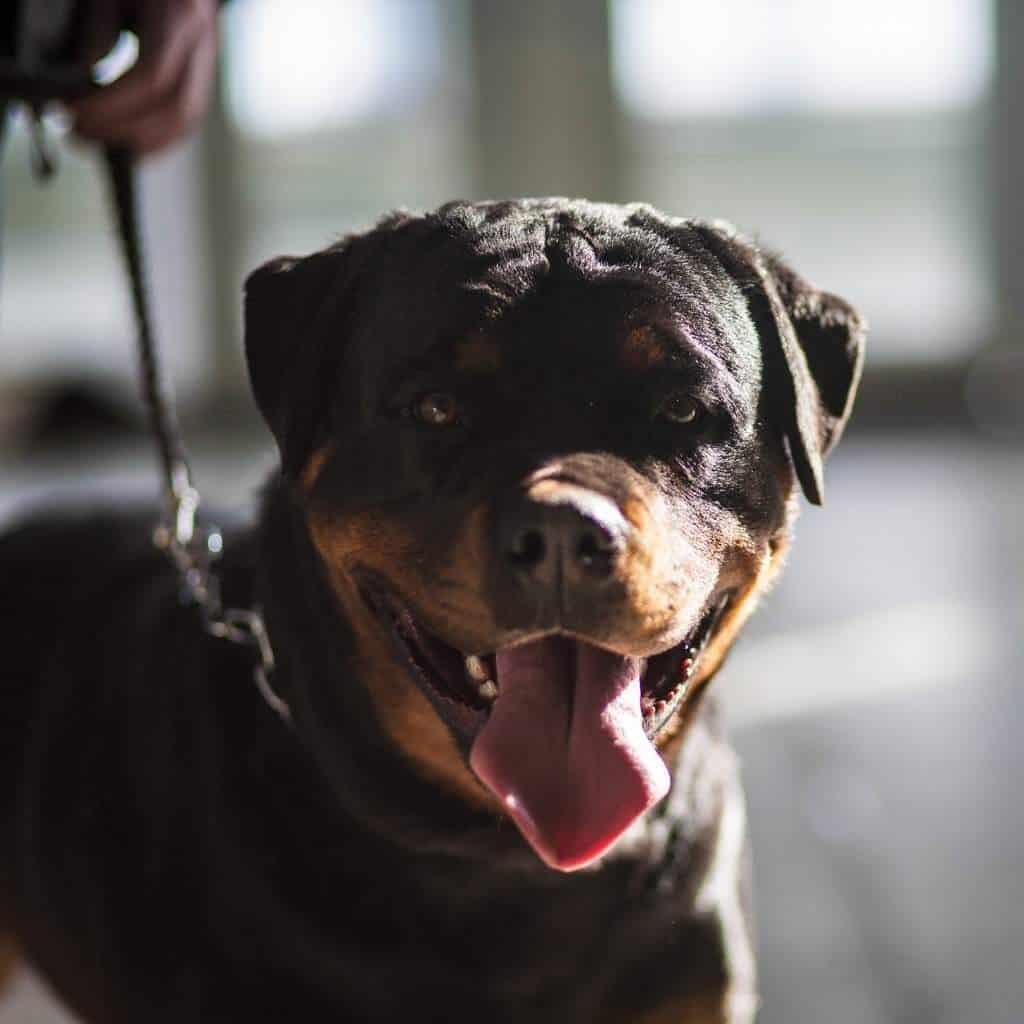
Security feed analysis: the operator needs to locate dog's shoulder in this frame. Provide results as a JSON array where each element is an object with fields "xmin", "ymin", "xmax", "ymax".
[
  {"xmin": 0, "ymin": 504, "xmax": 167, "ymax": 783},
  {"xmin": 0, "ymin": 500, "xmax": 259, "ymax": 851},
  {"xmin": 0, "ymin": 501, "xmax": 280, "ymax": 1018}
]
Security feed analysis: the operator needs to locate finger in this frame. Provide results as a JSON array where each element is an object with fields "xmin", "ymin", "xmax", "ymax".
[
  {"xmin": 74, "ymin": 27, "xmax": 216, "ymax": 156},
  {"xmin": 70, "ymin": 0, "xmax": 209, "ymax": 128},
  {"xmin": 130, "ymin": 29, "xmax": 216, "ymax": 155}
]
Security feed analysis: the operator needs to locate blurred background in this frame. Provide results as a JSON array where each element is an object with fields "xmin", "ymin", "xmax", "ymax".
[{"xmin": 1, "ymin": 1, "xmax": 1021, "ymax": 1021}]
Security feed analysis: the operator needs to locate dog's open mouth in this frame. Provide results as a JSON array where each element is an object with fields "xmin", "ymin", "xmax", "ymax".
[
  {"xmin": 381, "ymin": 600, "xmax": 727, "ymax": 737},
  {"xmin": 369, "ymin": 589, "xmax": 730, "ymax": 871}
]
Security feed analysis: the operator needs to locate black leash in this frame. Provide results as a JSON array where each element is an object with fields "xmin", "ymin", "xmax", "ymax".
[
  {"xmin": 104, "ymin": 145, "xmax": 193, "ymax": 512},
  {"xmin": 2, "ymin": 13, "xmax": 288, "ymax": 720},
  {"xmin": 0, "ymin": 86, "xmax": 287, "ymax": 720},
  {"xmin": 100, "ymin": 142, "xmax": 288, "ymax": 723}
]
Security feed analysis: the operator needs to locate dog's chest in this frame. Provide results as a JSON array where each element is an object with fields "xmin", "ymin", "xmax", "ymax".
[{"xmin": 226, "ymin": 844, "xmax": 727, "ymax": 1023}]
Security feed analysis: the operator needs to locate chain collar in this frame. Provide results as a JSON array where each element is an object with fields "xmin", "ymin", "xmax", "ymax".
[{"xmin": 152, "ymin": 480, "xmax": 289, "ymax": 725}]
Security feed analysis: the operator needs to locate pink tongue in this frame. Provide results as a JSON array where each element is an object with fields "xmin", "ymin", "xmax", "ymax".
[{"xmin": 469, "ymin": 637, "xmax": 670, "ymax": 871}]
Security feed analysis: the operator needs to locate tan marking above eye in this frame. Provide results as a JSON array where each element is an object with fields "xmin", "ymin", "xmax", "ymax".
[
  {"xmin": 621, "ymin": 324, "xmax": 671, "ymax": 371},
  {"xmin": 454, "ymin": 335, "xmax": 502, "ymax": 374}
]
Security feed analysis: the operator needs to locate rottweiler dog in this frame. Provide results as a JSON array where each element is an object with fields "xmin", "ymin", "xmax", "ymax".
[{"xmin": 0, "ymin": 200, "xmax": 864, "ymax": 1023}]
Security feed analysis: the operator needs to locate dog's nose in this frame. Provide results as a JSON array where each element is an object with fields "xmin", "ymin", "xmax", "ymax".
[{"xmin": 499, "ymin": 483, "xmax": 629, "ymax": 591}]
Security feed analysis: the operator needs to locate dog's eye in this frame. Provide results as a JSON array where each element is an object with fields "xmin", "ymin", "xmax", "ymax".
[
  {"xmin": 411, "ymin": 392, "xmax": 461, "ymax": 427},
  {"xmin": 657, "ymin": 393, "xmax": 706, "ymax": 426}
]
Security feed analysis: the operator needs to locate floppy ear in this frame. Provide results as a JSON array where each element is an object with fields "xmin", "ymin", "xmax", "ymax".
[
  {"xmin": 691, "ymin": 222, "xmax": 866, "ymax": 505},
  {"xmin": 244, "ymin": 243, "xmax": 351, "ymax": 478}
]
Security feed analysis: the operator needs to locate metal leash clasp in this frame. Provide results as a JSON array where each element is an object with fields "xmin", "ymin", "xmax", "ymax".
[
  {"xmin": 152, "ymin": 462, "xmax": 290, "ymax": 724},
  {"xmin": 152, "ymin": 463, "xmax": 217, "ymax": 607}
]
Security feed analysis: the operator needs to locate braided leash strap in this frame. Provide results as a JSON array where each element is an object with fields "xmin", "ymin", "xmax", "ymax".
[
  {"xmin": 103, "ymin": 145, "xmax": 287, "ymax": 723},
  {"xmin": 104, "ymin": 145, "xmax": 194, "ymax": 517}
]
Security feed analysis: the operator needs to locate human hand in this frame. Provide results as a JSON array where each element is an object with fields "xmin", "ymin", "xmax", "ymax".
[{"xmin": 69, "ymin": 0, "xmax": 219, "ymax": 156}]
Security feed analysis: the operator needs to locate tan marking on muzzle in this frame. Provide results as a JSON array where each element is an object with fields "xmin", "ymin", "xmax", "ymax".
[
  {"xmin": 620, "ymin": 495, "xmax": 653, "ymax": 533},
  {"xmin": 0, "ymin": 936, "xmax": 20, "ymax": 999},
  {"xmin": 619, "ymin": 992, "xmax": 731, "ymax": 1024},
  {"xmin": 305, "ymin": 507, "xmax": 499, "ymax": 810},
  {"xmin": 455, "ymin": 335, "xmax": 503, "ymax": 375},
  {"xmin": 621, "ymin": 324, "xmax": 672, "ymax": 372},
  {"xmin": 657, "ymin": 528, "xmax": 792, "ymax": 756},
  {"xmin": 300, "ymin": 443, "xmax": 335, "ymax": 493}
]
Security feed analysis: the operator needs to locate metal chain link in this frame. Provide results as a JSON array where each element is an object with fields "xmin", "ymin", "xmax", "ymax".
[{"xmin": 151, "ymin": 512, "xmax": 287, "ymax": 722}]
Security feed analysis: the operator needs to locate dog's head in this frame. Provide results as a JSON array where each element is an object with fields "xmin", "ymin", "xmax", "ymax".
[{"xmin": 245, "ymin": 200, "xmax": 865, "ymax": 871}]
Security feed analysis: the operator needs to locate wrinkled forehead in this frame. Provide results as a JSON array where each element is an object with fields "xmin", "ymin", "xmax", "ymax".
[{"xmin": 345, "ymin": 214, "xmax": 763, "ymax": 395}]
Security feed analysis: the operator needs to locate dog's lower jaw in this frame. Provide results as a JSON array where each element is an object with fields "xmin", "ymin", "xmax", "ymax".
[
  {"xmin": 301, "ymin": 581, "xmax": 743, "ymax": 873},
  {"xmin": 298, "ymin": 537, "xmax": 769, "ymax": 872}
]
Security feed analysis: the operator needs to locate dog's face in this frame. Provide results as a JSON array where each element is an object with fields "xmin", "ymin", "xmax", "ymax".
[{"xmin": 245, "ymin": 201, "xmax": 865, "ymax": 871}]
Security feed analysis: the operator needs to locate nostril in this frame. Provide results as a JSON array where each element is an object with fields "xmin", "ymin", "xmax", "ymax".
[
  {"xmin": 575, "ymin": 527, "xmax": 617, "ymax": 576},
  {"xmin": 507, "ymin": 527, "xmax": 547, "ymax": 569}
]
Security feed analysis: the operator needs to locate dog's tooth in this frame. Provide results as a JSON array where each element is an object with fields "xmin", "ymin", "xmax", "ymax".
[
  {"xmin": 478, "ymin": 680, "xmax": 498, "ymax": 701},
  {"xmin": 465, "ymin": 655, "xmax": 489, "ymax": 682}
]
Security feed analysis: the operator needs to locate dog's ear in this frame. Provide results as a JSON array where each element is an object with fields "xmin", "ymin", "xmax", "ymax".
[
  {"xmin": 691, "ymin": 222, "xmax": 866, "ymax": 505},
  {"xmin": 244, "ymin": 243, "xmax": 351, "ymax": 478}
]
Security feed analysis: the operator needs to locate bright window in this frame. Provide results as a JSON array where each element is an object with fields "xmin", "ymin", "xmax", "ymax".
[
  {"xmin": 612, "ymin": 0, "xmax": 992, "ymax": 119},
  {"xmin": 611, "ymin": 0, "xmax": 995, "ymax": 364},
  {"xmin": 224, "ymin": 0, "xmax": 449, "ymax": 139}
]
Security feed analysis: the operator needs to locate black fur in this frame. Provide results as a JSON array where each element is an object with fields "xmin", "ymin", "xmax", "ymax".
[
  {"xmin": 0, "ymin": 494, "xmax": 736, "ymax": 1021},
  {"xmin": 1, "ymin": 199, "xmax": 864, "ymax": 1022}
]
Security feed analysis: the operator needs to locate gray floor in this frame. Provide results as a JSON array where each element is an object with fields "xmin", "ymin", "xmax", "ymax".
[{"xmin": 1, "ymin": 431, "xmax": 1021, "ymax": 1023}]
